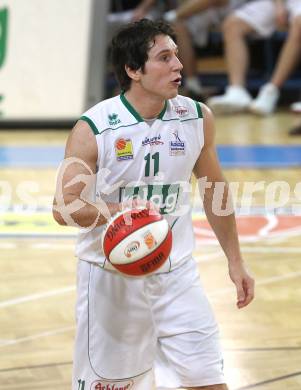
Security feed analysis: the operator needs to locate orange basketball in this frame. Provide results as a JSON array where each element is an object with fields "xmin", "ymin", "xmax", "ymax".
[{"xmin": 102, "ymin": 208, "xmax": 172, "ymax": 276}]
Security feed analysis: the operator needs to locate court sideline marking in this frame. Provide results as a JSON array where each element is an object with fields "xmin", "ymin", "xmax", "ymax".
[
  {"xmin": 0, "ymin": 286, "xmax": 75, "ymax": 309},
  {"xmin": 0, "ymin": 326, "xmax": 75, "ymax": 347}
]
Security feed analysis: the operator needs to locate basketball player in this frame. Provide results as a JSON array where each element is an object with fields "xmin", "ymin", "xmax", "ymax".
[{"xmin": 53, "ymin": 19, "xmax": 254, "ymax": 390}]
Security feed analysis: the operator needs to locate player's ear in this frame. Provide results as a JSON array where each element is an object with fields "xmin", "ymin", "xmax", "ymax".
[{"xmin": 125, "ymin": 64, "xmax": 141, "ymax": 82}]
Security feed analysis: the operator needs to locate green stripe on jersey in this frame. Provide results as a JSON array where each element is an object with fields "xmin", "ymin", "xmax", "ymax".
[
  {"xmin": 120, "ymin": 93, "xmax": 167, "ymax": 121},
  {"xmin": 157, "ymin": 100, "xmax": 167, "ymax": 119},
  {"xmin": 194, "ymin": 101, "xmax": 203, "ymax": 118},
  {"xmin": 120, "ymin": 93, "xmax": 144, "ymax": 122},
  {"xmin": 80, "ymin": 116, "xmax": 99, "ymax": 135}
]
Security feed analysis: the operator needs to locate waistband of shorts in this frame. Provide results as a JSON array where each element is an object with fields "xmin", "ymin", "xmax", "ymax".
[{"xmin": 78, "ymin": 255, "xmax": 193, "ymax": 275}]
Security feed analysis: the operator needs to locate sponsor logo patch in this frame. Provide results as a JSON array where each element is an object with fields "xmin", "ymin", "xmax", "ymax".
[
  {"xmin": 142, "ymin": 134, "xmax": 164, "ymax": 146},
  {"xmin": 115, "ymin": 138, "xmax": 134, "ymax": 161},
  {"xmin": 173, "ymin": 105, "xmax": 189, "ymax": 117},
  {"xmin": 169, "ymin": 130, "xmax": 185, "ymax": 156},
  {"xmin": 91, "ymin": 379, "xmax": 134, "ymax": 390}
]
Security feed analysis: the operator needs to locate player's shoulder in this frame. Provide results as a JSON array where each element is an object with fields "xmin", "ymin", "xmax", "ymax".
[
  {"xmin": 79, "ymin": 94, "xmax": 143, "ymax": 135},
  {"xmin": 81, "ymin": 95, "xmax": 121, "ymax": 123},
  {"xmin": 167, "ymin": 94, "xmax": 204, "ymax": 121},
  {"xmin": 80, "ymin": 95, "xmax": 133, "ymax": 135}
]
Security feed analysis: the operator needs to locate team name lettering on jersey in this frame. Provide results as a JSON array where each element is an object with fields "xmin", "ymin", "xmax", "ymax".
[
  {"xmin": 142, "ymin": 134, "xmax": 164, "ymax": 146},
  {"xmin": 119, "ymin": 183, "xmax": 182, "ymax": 215}
]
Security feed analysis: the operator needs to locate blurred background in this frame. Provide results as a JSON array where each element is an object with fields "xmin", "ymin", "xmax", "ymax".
[{"xmin": 0, "ymin": 1, "xmax": 301, "ymax": 389}]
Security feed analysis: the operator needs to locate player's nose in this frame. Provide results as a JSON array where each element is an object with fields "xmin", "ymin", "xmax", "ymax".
[{"xmin": 172, "ymin": 54, "xmax": 183, "ymax": 71}]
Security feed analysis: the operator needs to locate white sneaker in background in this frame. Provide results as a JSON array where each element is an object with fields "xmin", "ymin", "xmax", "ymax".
[
  {"xmin": 249, "ymin": 83, "xmax": 279, "ymax": 115},
  {"xmin": 207, "ymin": 85, "xmax": 252, "ymax": 114},
  {"xmin": 290, "ymin": 101, "xmax": 301, "ymax": 114}
]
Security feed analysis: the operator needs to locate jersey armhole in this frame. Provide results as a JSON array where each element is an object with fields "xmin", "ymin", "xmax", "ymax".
[
  {"xmin": 193, "ymin": 101, "xmax": 203, "ymax": 119},
  {"xmin": 80, "ymin": 115, "xmax": 99, "ymax": 135}
]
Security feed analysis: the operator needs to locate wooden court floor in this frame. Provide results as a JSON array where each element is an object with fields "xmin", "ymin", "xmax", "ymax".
[{"xmin": 0, "ymin": 112, "xmax": 301, "ymax": 389}]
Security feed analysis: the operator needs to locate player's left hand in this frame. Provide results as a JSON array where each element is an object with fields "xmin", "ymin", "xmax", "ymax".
[{"xmin": 228, "ymin": 261, "xmax": 255, "ymax": 309}]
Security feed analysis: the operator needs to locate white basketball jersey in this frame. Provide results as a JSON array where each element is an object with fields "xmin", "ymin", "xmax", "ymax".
[{"xmin": 75, "ymin": 93, "xmax": 204, "ymax": 272}]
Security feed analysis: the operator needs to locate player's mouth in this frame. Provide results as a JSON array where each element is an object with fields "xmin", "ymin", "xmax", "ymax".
[{"xmin": 171, "ymin": 77, "xmax": 182, "ymax": 86}]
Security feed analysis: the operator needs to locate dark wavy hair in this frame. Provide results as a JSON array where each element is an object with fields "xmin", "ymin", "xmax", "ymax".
[{"xmin": 111, "ymin": 18, "xmax": 177, "ymax": 91}]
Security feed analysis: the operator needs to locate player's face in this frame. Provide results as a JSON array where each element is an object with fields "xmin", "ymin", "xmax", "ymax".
[{"xmin": 140, "ymin": 34, "xmax": 183, "ymax": 99}]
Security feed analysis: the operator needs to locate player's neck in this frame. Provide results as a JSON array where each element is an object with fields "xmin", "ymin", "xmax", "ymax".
[{"xmin": 124, "ymin": 89, "xmax": 165, "ymax": 120}]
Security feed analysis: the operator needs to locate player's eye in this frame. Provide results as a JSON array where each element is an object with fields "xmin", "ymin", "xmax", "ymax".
[{"xmin": 160, "ymin": 55, "xmax": 170, "ymax": 62}]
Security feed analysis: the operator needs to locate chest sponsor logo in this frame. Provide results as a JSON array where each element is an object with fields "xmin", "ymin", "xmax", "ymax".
[
  {"xmin": 119, "ymin": 183, "xmax": 182, "ymax": 215},
  {"xmin": 142, "ymin": 134, "xmax": 164, "ymax": 146},
  {"xmin": 115, "ymin": 138, "xmax": 134, "ymax": 161},
  {"xmin": 108, "ymin": 112, "xmax": 121, "ymax": 126},
  {"xmin": 91, "ymin": 379, "xmax": 134, "ymax": 390},
  {"xmin": 173, "ymin": 105, "xmax": 189, "ymax": 117},
  {"xmin": 169, "ymin": 130, "xmax": 185, "ymax": 156}
]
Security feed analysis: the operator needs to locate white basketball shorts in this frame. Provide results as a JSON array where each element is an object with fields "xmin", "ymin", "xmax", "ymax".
[
  {"xmin": 185, "ymin": 0, "xmax": 246, "ymax": 47},
  {"xmin": 234, "ymin": 0, "xmax": 276, "ymax": 38},
  {"xmin": 234, "ymin": 0, "xmax": 301, "ymax": 39},
  {"xmin": 72, "ymin": 258, "xmax": 225, "ymax": 389},
  {"xmin": 287, "ymin": 0, "xmax": 301, "ymax": 18}
]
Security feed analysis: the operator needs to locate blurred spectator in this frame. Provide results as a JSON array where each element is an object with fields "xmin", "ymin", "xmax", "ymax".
[
  {"xmin": 208, "ymin": 0, "xmax": 301, "ymax": 115},
  {"xmin": 108, "ymin": 0, "xmax": 160, "ymax": 42},
  {"xmin": 207, "ymin": 0, "xmax": 276, "ymax": 113},
  {"xmin": 250, "ymin": 0, "xmax": 301, "ymax": 115},
  {"xmin": 164, "ymin": 0, "xmax": 247, "ymax": 100}
]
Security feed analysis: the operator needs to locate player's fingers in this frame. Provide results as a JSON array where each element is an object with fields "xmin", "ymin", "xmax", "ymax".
[
  {"xmin": 235, "ymin": 281, "xmax": 246, "ymax": 308},
  {"xmin": 238, "ymin": 278, "xmax": 255, "ymax": 308},
  {"xmin": 146, "ymin": 200, "xmax": 160, "ymax": 212},
  {"xmin": 124, "ymin": 198, "xmax": 147, "ymax": 210},
  {"xmin": 245, "ymin": 278, "xmax": 255, "ymax": 305}
]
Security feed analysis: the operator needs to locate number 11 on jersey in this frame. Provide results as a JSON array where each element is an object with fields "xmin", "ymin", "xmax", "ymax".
[{"xmin": 144, "ymin": 152, "xmax": 160, "ymax": 176}]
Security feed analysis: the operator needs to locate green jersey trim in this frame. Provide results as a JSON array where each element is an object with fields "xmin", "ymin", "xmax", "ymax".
[
  {"xmin": 120, "ymin": 93, "xmax": 144, "ymax": 122},
  {"xmin": 80, "ymin": 116, "xmax": 99, "ymax": 135},
  {"xmin": 157, "ymin": 100, "xmax": 167, "ymax": 119},
  {"xmin": 161, "ymin": 117, "xmax": 200, "ymax": 123},
  {"xmin": 194, "ymin": 100, "xmax": 203, "ymax": 118},
  {"xmin": 171, "ymin": 217, "xmax": 179, "ymax": 229},
  {"xmin": 98, "ymin": 121, "xmax": 141, "ymax": 136},
  {"xmin": 120, "ymin": 93, "xmax": 167, "ymax": 122}
]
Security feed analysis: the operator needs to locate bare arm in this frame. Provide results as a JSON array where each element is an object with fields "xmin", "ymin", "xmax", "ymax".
[
  {"xmin": 274, "ymin": 0, "xmax": 288, "ymax": 29},
  {"xmin": 193, "ymin": 104, "xmax": 254, "ymax": 308},
  {"xmin": 170, "ymin": 0, "xmax": 228, "ymax": 21},
  {"xmin": 52, "ymin": 120, "xmax": 120, "ymax": 228},
  {"xmin": 132, "ymin": 0, "xmax": 157, "ymax": 21}
]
